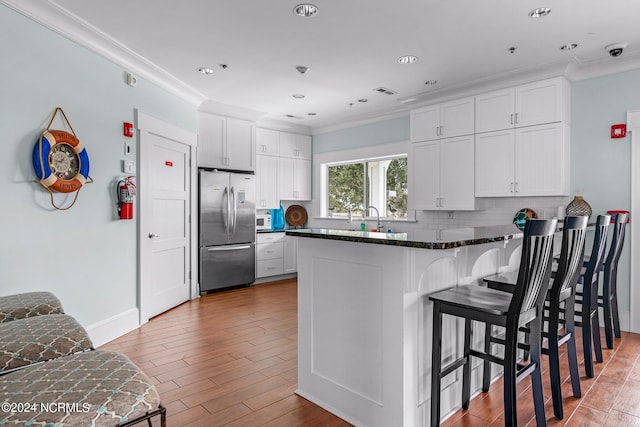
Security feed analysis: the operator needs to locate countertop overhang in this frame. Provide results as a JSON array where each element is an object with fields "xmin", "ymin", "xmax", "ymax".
[{"xmin": 285, "ymin": 224, "xmax": 525, "ymax": 250}]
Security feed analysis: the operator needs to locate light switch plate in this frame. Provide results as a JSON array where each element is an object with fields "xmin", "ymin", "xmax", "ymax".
[
  {"xmin": 124, "ymin": 141, "xmax": 133, "ymax": 157},
  {"xmin": 122, "ymin": 160, "xmax": 136, "ymax": 174}
]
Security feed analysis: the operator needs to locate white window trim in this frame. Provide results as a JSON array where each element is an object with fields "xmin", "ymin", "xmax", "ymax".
[{"xmin": 312, "ymin": 140, "xmax": 414, "ymax": 220}]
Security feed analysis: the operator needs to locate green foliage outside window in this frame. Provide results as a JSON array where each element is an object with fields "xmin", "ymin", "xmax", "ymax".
[{"xmin": 327, "ymin": 157, "xmax": 407, "ymax": 218}]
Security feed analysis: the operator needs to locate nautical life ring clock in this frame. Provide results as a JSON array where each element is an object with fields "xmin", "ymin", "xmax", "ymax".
[{"xmin": 32, "ymin": 107, "xmax": 92, "ymax": 210}]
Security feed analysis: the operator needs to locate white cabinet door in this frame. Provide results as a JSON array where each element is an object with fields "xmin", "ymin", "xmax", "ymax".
[
  {"xmin": 256, "ymin": 128, "xmax": 279, "ymax": 156},
  {"xmin": 280, "ymin": 132, "xmax": 312, "ymax": 159},
  {"xmin": 295, "ymin": 159, "xmax": 312, "ymax": 200},
  {"xmin": 296, "ymin": 134, "xmax": 312, "ymax": 159},
  {"xmin": 475, "ymin": 129, "xmax": 516, "ymax": 197},
  {"xmin": 475, "ymin": 88, "xmax": 514, "ymax": 133},
  {"xmin": 411, "ymin": 105, "xmax": 440, "ymax": 142},
  {"xmin": 226, "ymin": 118, "xmax": 255, "ymax": 171},
  {"xmin": 476, "ymin": 77, "xmax": 566, "ymax": 134},
  {"xmin": 256, "ymin": 154, "xmax": 279, "ymax": 209},
  {"xmin": 284, "ymin": 235, "xmax": 297, "ymax": 273},
  {"xmin": 515, "ymin": 78, "xmax": 565, "ymax": 128},
  {"xmin": 197, "ymin": 112, "xmax": 226, "ymax": 168},
  {"xmin": 409, "ymin": 140, "xmax": 440, "ymax": 210},
  {"xmin": 279, "ymin": 157, "xmax": 311, "ymax": 201},
  {"xmin": 440, "ymin": 97, "xmax": 475, "ymax": 138},
  {"xmin": 279, "ymin": 156, "xmax": 295, "ymax": 200},
  {"xmin": 440, "ymin": 135, "xmax": 475, "ymax": 210},
  {"xmin": 515, "ymin": 123, "xmax": 568, "ymax": 196}
]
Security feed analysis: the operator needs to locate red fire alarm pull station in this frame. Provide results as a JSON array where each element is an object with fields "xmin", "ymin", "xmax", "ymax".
[
  {"xmin": 123, "ymin": 122, "xmax": 134, "ymax": 138},
  {"xmin": 611, "ymin": 123, "xmax": 626, "ymax": 139}
]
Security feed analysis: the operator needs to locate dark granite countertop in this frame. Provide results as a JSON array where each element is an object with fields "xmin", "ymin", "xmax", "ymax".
[{"xmin": 285, "ymin": 224, "xmax": 526, "ymax": 250}]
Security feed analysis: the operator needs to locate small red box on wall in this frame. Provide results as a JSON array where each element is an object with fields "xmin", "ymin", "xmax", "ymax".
[
  {"xmin": 607, "ymin": 210, "xmax": 630, "ymax": 223},
  {"xmin": 611, "ymin": 124, "xmax": 626, "ymax": 139}
]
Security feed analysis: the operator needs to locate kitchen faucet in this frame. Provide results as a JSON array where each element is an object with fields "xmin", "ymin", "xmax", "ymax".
[{"xmin": 365, "ymin": 205, "xmax": 382, "ymax": 231}]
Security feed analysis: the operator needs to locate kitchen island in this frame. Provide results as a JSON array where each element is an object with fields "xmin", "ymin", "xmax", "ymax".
[{"xmin": 286, "ymin": 225, "xmax": 527, "ymax": 427}]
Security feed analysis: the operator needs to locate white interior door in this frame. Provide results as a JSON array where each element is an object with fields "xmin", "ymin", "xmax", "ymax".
[
  {"xmin": 138, "ymin": 111, "xmax": 197, "ymax": 322},
  {"xmin": 629, "ymin": 109, "xmax": 640, "ymax": 333}
]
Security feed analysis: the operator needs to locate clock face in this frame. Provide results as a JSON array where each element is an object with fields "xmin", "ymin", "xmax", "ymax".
[{"xmin": 48, "ymin": 143, "xmax": 80, "ymax": 180}]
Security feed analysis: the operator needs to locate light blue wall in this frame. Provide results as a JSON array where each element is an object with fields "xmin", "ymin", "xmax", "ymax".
[
  {"xmin": 571, "ymin": 69, "xmax": 640, "ymax": 312},
  {"xmin": 313, "ymin": 116, "xmax": 409, "ymax": 153},
  {"xmin": 0, "ymin": 5, "xmax": 197, "ymax": 331}
]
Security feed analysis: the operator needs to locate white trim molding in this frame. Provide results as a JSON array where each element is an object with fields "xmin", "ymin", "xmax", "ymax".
[
  {"xmin": 1, "ymin": 0, "xmax": 206, "ymax": 106},
  {"xmin": 84, "ymin": 308, "xmax": 140, "ymax": 348},
  {"xmin": 628, "ymin": 109, "xmax": 640, "ymax": 333}
]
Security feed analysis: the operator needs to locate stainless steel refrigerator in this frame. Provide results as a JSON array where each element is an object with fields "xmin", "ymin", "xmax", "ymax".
[{"xmin": 199, "ymin": 169, "xmax": 256, "ymax": 292}]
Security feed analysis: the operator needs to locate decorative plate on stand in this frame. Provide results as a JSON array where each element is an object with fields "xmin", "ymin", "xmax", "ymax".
[
  {"xmin": 285, "ymin": 205, "xmax": 308, "ymax": 228},
  {"xmin": 513, "ymin": 208, "xmax": 539, "ymax": 230}
]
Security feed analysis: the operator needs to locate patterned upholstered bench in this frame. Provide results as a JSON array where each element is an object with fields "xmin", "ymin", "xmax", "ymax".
[
  {"xmin": 0, "ymin": 350, "xmax": 165, "ymax": 426},
  {"xmin": 0, "ymin": 314, "xmax": 94, "ymax": 374},
  {"xmin": 0, "ymin": 291, "xmax": 64, "ymax": 323}
]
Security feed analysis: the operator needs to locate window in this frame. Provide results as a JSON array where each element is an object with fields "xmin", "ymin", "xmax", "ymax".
[{"xmin": 325, "ymin": 156, "xmax": 407, "ymax": 218}]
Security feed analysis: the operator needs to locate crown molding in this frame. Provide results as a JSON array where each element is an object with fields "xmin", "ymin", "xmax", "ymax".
[{"xmin": 1, "ymin": 0, "xmax": 207, "ymax": 106}]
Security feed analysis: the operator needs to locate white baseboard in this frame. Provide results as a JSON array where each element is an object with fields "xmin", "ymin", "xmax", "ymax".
[{"xmin": 85, "ymin": 308, "xmax": 140, "ymax": 347}]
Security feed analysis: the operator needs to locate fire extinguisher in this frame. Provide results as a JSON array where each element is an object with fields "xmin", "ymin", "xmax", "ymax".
[{"xmin": 117, "ymin": 176, "xmax": 136, "ymax": 220}]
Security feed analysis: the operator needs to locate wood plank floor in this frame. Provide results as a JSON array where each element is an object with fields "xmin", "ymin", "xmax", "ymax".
[{"xmin": 101, "ymin": 279, "xmax": 640, "ymax": 426}]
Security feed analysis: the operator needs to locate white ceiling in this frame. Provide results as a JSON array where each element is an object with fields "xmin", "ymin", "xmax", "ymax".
[{"xmin": 6, "ymin": 0, "xmax": 640, "ymax": 132}]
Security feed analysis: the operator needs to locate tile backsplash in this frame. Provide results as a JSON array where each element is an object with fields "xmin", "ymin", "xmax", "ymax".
[{"xmin": 305, "ymin": 196, "xmax": 571, "ymax": 232}]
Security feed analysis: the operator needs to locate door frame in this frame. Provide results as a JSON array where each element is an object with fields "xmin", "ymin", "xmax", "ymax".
[
  {"xmin": 136, "ymin": 110, "xmax": 198, "ymax": 324},
  {"xmin": 628, "ymin": 109, "xmax": 640, "ymax": 333}
]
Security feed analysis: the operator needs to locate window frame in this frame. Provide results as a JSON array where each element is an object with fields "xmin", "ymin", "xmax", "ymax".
[{"xmin": 312, "ymin": 140, "xmax": 415, "ymax": 221}]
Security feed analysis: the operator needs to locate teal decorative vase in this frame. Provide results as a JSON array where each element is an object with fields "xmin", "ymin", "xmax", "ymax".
[{"xmin": 566, "ymin": 194, "xmax": 592, "ymax": 217}]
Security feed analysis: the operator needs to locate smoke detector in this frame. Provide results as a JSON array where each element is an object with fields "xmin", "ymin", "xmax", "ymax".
[{"xmin": 296, "ymin": 66, "xmax": 310, "ymax": 74}]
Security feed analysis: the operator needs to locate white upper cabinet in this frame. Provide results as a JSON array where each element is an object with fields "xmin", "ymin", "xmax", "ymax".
[
  {"xmin": 254, "ymin": 129, "xmax": 312, "ymax": 204},
  {"xmin": 410, "ymin": 97, "xmax": 475, "ymax": 142},
  {"xmin": 256, "ymin": 128, "xmax": 279, "ymax": 156},
  {"xmin": 280, "ymin": 133, "xmax": 312, "ymax": 159},
  {"xmin": 256, "ymin": 154, "xmax": 279, "ymax": 209},
  {"xmin": 198, "ymin": 112, "xmax": 255, "ymax": 171},
  {"xmin": 475, "ymin": 77, "xmax": 569, "ymax": 133},
  {"xmin": 279, "ymin": 157, "xmax": 311, "ymax": 201},
  {"xmin": 409, "ymin": 135, "xmax": 476, "ymax": 210},
  {"xmin": 475, "ymin": 123, "xmax": 569, "ymax": 197}
]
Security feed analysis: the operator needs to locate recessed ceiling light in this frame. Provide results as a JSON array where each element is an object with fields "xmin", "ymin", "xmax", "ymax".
[
  {"xmin": 358, "ymin": 99, "xmax": 368, "ymax": 103},
  {"xmin": 398, "ymin": 55, "xmax": 418, "ymax": 64},
  {"xmin": 292, "ymin": 94, "xmax": 305, "ymax": 99},
  {"xmin": 307, "ymin": 112, "xmax": 317, "ymax": 116},
  {"xmin": 425, "ymin": 80, "xmax": 438, "ymax": 85},
  {"xmin": 528, "ymin": 7, "xmax": 551, "ymax": 18},
  {"xmin": 560, "ymin": 43, "xmax": 578, "ymax": 51},
  {"xmin": 198, "ymin": 67, "xmax": 214, "ymax": 74},
  {"xmin": 296, "ymin": 65, "xmax": 310, "ymax": 74},
  {"xmin": 293, "ymin": 3, "xmax": 318, "ymax": 17}
]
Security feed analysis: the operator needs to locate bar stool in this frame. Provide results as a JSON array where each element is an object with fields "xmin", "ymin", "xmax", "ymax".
[
  {"xmin": 574, "ymin": 214, "xmax": 610, "ymax": 377},
  {"xmin": 600, "ymin": 213, "xmax": 627, "ymax": 348},
  {"xmin": 482, "ymin": 216, "xmax": 588, "ymax": 420},
  {"xmin": 429, "ymin": 218, "xmax": 557, "ymax": 427}
]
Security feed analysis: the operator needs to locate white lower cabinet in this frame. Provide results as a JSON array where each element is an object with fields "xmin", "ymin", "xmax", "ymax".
[
  {"xmin": 256, "ymin": 232, "xmax": 284, "ymax": 278},
  {"xmin": 475, "ymin": 122, "xmax": 569, "ymax": 197},
  {"xmin": 284, "ymin": 235, "xmax": 297, "ymax": 274}
]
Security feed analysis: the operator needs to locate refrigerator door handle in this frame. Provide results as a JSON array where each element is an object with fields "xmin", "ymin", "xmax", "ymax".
[
  {"xmin": 230, "ymin": 186, "xmax": 237, "ymax": 234},
  {"xmin": 206, "ymin": 245, "xmax": 252, "ymax": 252},
  {"xmin": 223, "ymin": 186, "xmax": 230, "ymax": 235}
]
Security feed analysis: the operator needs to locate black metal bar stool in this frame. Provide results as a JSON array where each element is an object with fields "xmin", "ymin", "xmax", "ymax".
[
  {"xmin": 429, "ymin": 218, "xmax": 557, "ymax": 427},
  {"xmin": 482, "ymin": 216, "xmax": 588, "ymax": 420},
  {"xmin": 600, "ymin": 213, "xmax": 627, "ymax": 348},
  {"xmin": 574, "ymin": 214, "xmax": 610, "ymax": 377}
]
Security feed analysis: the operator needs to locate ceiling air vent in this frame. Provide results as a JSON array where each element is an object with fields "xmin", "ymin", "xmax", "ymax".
[{"xmin": 373, "ymin": 87, "xmax": 397, "ymax": 96}]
